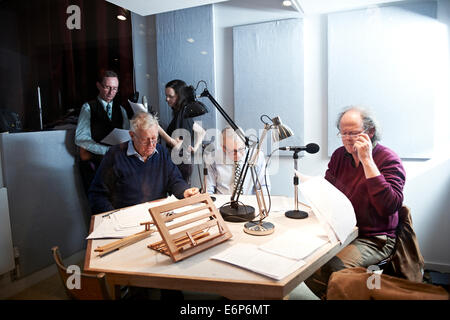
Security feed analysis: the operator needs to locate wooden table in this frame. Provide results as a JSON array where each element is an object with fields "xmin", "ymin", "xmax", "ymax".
[{"xmin": 84, "ymin": 195, "xmax": 358, "ymax": 300}]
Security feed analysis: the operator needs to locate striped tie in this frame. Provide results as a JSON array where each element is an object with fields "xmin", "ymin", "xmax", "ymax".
[
  {"xmin": 106, "ymin": 103, "xmax": 112, "ymax": 120},
  {"xmin": 233, "ymin": 161, "xmax": 243, "ymax": 195}
]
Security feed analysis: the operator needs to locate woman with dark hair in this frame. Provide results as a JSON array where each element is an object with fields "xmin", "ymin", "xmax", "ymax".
[{"xmin": 161, "ymin": 79, "xmax": 195, "ymax": 184}]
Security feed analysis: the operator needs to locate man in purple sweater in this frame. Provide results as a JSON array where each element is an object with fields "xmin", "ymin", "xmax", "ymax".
[
  {"xmin": 304, "ymin": 106, "xmax": 406, "ymax": 299},
  {"xmin": 88, "ymin": 112, "xmax": 199, "ymax": 215}
]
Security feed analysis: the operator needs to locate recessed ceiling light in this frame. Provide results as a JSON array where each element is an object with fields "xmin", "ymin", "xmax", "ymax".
[
  {"xmin": 282, "ymin": 0, "xmax": 292, "ymax": 7},
  {"xmin": 117, "ymin": 8, "xmax": 128, "ymax": 21},
  {"xmin": 200, "ymin": 51, "xmax": 208, "ymax": 55},
  {"xmin": 187, "ymin": 38, "xmax": 195, "ymax": 43}
]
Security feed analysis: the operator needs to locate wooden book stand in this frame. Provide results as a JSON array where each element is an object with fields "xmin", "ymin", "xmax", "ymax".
[
  {"xmin": 94, "ymin": 222, "xmax": 155, "ymax": 257},
  {"xmin": 148, "ymin": 193, "xmax": 232, "ymax": 262}
]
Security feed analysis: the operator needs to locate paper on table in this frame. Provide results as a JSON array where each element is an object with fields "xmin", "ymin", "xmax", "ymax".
[
  {"xmin": 259, "ymin": 230, "xmax": 329, "ymax": 261},
  {"xmin": 100, "ymin": 128, "xmax": 130, "ymax": 146},
  {"xmin": 86, "ymin": 196, "xmax": 179, "ymax": 239},
  {"xmin": 86, "ymin": 218, "xmax": 146, "ymax": 239},
  {"xmin": 300, "ymin": 176, "xmax": 356, "ymax": 243},
  {"xmin": 211, "ymin": 243, "xmax": 306, "ymax": 281},
  {"xmin": 128, "ymin": 100, "xmax": 147, "ymax": 114},
  {"xmin": 269, "ymin": 195, "xmax": 312, "ymax": 213}
]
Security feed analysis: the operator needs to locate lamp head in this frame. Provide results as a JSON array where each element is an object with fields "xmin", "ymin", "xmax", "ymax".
[
  {"xmin": 182, "ymin": 85, "xmax": 208, "ymax": 119},
  {"xmin": 271, "ymin": 116, "xmax": 293, "ymax": 142}
]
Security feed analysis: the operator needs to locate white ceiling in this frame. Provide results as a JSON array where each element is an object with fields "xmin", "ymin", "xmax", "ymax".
[
  {"xmin": 106, "ymin": 0, "xmax": 408, "ymax": 16},
  {"xmin": 105, "ymin": 0, "xmax": 230, "ymax": 16},
  {"xmin": 293, "ymin": 0, "xmax": 407, "ymax": 14}
]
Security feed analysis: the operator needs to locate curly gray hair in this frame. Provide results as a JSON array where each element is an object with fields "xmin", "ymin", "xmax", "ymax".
[
  {"xmin": 130, "ymin": 112, "xmax": 159, "ymax": 132},
  {"xmin": 336, "ymin": 105, "xmax": 381, "ymax": 144}
]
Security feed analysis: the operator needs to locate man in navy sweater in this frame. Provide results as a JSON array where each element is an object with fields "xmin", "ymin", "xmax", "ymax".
[{"xmin": 88, "ymin": 111, "xmax": 199, "ymax": 214}]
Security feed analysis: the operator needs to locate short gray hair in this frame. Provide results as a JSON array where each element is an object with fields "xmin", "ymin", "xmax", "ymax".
[
  {"xmin": 130, "ymin": 112, "xmax": 159, "ymax": 132},
  {"xmin": 336, "ymin": 105, "xmax": 381, "ymax": 143}
]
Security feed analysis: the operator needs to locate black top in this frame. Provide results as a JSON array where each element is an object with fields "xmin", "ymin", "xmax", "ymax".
[{"xmin": 88, "ymin": 99, "xmax": 124, "ymax": 144}]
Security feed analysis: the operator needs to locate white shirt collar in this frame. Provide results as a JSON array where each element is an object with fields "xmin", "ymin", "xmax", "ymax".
[{"xmin": 127, "ymin": 140, "xmax": 158, "ymax": 162}]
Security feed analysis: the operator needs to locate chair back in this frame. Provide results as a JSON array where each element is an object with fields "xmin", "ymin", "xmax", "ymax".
[
  {"xmin": 389, "ymin": 205, "xmax": 425, "ymax": 282},
  {"xmin": 378, "ymin": 205, "xmax": 425, "ymax": 282},
  {"xmin": 51, "ymin": 246, "xmax": 111, "ymax": 300}
]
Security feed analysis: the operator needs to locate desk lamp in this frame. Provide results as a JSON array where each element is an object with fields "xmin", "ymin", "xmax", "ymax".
[
  {"xmin": 196, "ymin": 81, "xmax": 293, "ymax": 228},
  {"xmin": 243, "ymin": 115, "xmax": 294, "ymax": 235}
]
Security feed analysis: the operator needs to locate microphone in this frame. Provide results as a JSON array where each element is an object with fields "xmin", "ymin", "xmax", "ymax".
[{"xmin": 280, "ymin": 143, "xmax": 320, "ymax": 154}]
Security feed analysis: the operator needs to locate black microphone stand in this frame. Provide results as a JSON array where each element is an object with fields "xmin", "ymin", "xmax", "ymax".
[{"xmin": 285, "ymin": 150, "xmax": 308, "ymax": 219}]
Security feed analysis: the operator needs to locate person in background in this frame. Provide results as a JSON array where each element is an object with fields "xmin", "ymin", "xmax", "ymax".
[
  {"xmin": 162, "ymin": 79, "xmax": 196, "ymax": 184},
  {"xmin": 303, "ymin": 106, "xmax": 406, "ymax": 299},
  {"xmin": 75, "ymin": 70, "xmax": 129, "ymax": 194},
  {"xmin": 205, "ymin": 127, "xmax": 270, "ymax": 195},
  {"xmin": 88, "ymin": 111, "xmax": 198, "ymax": 215}
]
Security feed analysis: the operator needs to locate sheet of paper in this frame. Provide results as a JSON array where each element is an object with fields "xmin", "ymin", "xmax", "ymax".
[
  {"xmin": 211, "ymin": 243, "xmax": 306, "ymax": 281},
  {"xmin": 259, "ymin": 230, "xmax": 329, "ymax": 261},
  {"xmin": 100, "ymin": 128, "xmax": 130, "ymax": 145},
  {"xmin": 300, "ymin": 176, "xmax": 356, "ymax": 243},
  {"xmin": 268, "ymin": 195, "xmax": 312, "ymax": 213},
  {"xmin": 86, "ymin": 196, "xmax": 179, "ymax": 239},
  {"xmin": 128, "ymin": 100, "xmax": 147, "ymax": 114}
]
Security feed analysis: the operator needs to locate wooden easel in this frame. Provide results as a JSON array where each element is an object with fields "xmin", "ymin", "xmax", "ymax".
[{"xmin": 148, "ymin": 193, "xmax": 232, "ymax": 262}]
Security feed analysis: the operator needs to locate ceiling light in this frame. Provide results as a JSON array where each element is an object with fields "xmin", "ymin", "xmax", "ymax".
[
  {"xmin": 117, "ymin": 8, "xmax": 128, "ymax": 21},
  {"xmin": 282, "ymin": 0, "xmax": 292, "ymax": 6}
]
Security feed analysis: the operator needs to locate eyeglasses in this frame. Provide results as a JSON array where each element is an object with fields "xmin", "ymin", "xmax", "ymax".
[
  {"xmin": 225, "ymin": 147, "xmax": 246, "ymax": 154},
  {"xmin": 337, "ymin": 130, "xmax": 367, "ymax": 139},
  {"xmin": 133, "ymin": 134, "xmax": 158, "ymax": 146},
  {"xmin": 100, "ymin": 83, "xmax": 119, "ymax": 92}
]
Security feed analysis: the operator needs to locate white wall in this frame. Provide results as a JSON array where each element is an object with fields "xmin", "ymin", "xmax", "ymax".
[{"xmin": 214, "ymin": 0, "xmax": 450, "ymax": 271}]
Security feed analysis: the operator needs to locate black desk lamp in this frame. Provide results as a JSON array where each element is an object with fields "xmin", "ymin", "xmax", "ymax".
[{"xmin": 196, "ymin": 81, "xmax": 293, "ymax": 226}]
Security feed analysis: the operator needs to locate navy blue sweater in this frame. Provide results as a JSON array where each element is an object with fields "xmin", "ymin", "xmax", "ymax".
[{"xmin": 88, "ymin": 142, "xmax": 189, "ymax": 214}]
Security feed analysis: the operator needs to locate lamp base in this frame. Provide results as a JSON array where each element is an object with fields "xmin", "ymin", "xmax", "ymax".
[
  {"xmin": 219, "ymin": 203, "xmax": 255, "ymax": 222},
  {"xmin": 285, "ymin": 210, "xmax": 308, "ymax": 219},
  {"xmin": 244, "ymin": 221, "xmax": 275, "ymax": 236}
]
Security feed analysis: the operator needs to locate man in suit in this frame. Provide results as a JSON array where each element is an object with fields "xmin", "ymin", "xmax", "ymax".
[{"xmin": 75, "ymin": 70, "xmax": 129, "ymax": 194}]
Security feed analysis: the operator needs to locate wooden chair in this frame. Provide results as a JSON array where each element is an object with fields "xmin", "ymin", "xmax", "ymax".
[{"xmin": 51, "ymin": 246, "xmax": 112, "ymax": 300}]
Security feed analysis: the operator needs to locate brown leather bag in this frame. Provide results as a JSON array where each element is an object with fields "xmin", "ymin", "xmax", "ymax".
[{"xmin": 327, "ymin": 267, "xmax": 449, "ymax": 300}]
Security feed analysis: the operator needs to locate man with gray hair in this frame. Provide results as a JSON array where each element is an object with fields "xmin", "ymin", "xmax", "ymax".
[
  {"xmin": 304, "ymin": 106, "xmax": 406, "ymax": 299},
  {"xmin": 88, "ymin": 111, "xmax": 199, "ymax": 214},
  {"xmin": 204, "ymin": 127, "xmax": 270, "ymax": 195}
]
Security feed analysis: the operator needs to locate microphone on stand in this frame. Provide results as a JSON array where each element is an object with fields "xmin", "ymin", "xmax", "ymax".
[
  {"xmin": 284, "ymin": 143, "xmax": 320, "ymax": 220},
  {"xmin": 279, "ymin": 143, "xmax": 320, "ymax": 153}
]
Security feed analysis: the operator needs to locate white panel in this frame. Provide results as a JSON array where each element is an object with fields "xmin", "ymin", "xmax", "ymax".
[
  {"xmin": 156, "ymin": 5, "xmax": 216, "ymax": 130},
  {"xmin": 1, "ymin": 130, "xmax": 89, "ymax": 277},
  {"xmin": 328, "ymin": 1, "xmax": 441, "ymax": 159},
  {"xmin": 0, "ymin": 188, "xmax": 14, "ymax": 275},
  {"xmin": 233, "ymin": 19, "xmax": 304, "ymax": 154}
]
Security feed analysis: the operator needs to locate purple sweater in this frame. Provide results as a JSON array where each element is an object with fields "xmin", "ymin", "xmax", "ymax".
[{"xmin": 325, "ymin": 144, "xmax": 406, "ymax": 238}]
